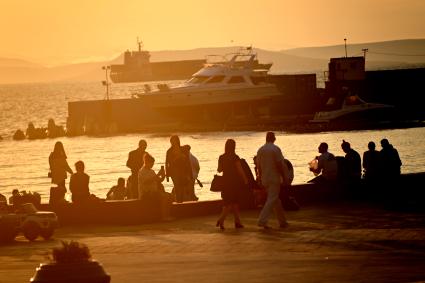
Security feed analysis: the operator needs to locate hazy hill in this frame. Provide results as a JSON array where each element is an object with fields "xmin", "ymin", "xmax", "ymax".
[
  {"xmin": 0, "ymin": 57, "xmax": 43, "ymax": 68},
  {"xmin": 0, "ymin": 39, "xmax": 424, "ymax": 84},
  {"xmin": 282, "ymin": 39, "xmax": 425, "ymax": 64}
]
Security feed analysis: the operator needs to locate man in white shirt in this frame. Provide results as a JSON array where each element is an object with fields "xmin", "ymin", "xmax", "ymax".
[
  {"xmin": 182, "ymin": 145, "xmax": 199, "ymax": 201},
  {"xmin": 256, "ymin": 132, "xmax": 288, "ymax": 229}
]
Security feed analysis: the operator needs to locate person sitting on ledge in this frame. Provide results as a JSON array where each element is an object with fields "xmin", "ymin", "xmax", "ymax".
[
  {"xmin": 138, "ymin": 153, "xmax": 172, "ymax": 220},
  {"xmin": 106, "ymin": 177, "xmax": 127, "ymax": 200},
  {"xmin": 8, "ymin": 189, "xmax": 22, "ymax": 207},
  {"xmin": 308, "ymin": 142, "xmax": 338, "ymax": 185},
  {"xmin": 0, "ymin": 193, "xmax": 7, "ymax": 204},
  {"xmin": 362, "ymin": 141, "xmax": 380, "ymax": 181},
  {"xmin": 70, "ymin": 160, "xmax": 90, "ymax": 204}
]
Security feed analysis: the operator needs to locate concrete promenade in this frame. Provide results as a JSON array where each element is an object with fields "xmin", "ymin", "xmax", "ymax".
[{"xmin": 1, "ymin": 202, "xmax": 425, "ymax": 282}]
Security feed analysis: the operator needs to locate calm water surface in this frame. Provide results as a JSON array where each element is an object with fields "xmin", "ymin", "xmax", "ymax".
[{"xmin": 1, "ymin": 82, "xmax": 424, "ymax": 201}]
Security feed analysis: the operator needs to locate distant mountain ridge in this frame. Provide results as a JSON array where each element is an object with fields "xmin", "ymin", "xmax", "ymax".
[
  {"xmin": 0, "ymin": 39, "xmax": 424, "ymax": 84},
  {"xmin": 282, "ymin": 39, "xmax": 425, "ymax": 64}
]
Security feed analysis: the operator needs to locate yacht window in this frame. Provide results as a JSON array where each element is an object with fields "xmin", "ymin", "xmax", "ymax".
[
  {"xmin": 187, "ymin": 76, "xmax": 209, "ymax": 84},
  {"xmin": 206, "ymin": 75, "xmax": 225, "ymax": 83},
  {"xmin": 250, "ymin": 76, "xmax": 265, "ymax": 85},
  {"xmin": 228, "ymin": 76, "xmax": 245, "ymax": 84}
]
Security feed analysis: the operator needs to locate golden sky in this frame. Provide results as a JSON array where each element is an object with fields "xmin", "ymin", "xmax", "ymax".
[{"xmin": 1, "ymin": 0, "xmax": 424, "ymax": 65}]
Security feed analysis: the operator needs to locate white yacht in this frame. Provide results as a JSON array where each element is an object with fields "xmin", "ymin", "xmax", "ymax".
[{"xmin": 136, "ymin": 49, "xmax": 281, "ymax": 108}]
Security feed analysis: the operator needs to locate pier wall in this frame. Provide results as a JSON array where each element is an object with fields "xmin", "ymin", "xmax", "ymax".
[{"xmin": 30, "ymin": 172, "xmax": 425, "ymax": 226}]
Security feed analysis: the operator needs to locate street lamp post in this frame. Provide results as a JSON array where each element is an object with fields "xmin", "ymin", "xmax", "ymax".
[{"xmin": 102, "ymin": 66, "xmax": 111, "ymax": 100}]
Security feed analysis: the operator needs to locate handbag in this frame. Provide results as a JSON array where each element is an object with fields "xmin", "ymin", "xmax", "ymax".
[{"xmin": 210, "ymin": 174, "xmax": 224, "ymax": 192}]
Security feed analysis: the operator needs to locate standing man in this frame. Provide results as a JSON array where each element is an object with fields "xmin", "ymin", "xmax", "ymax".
[
  {"xmin": 126, "ymin": 139, "xmax": 148, "ymax": 199},
  {"xmin": 165, "ymin": 135, "xmax": 192, "ymax": 203},
  {"xmin": 182, "ymin": 144, "xmax": 199, "ymax": 201},
  {"xmin": 256, "ymin": 132, "xmax": 288, "ymax": 229}
]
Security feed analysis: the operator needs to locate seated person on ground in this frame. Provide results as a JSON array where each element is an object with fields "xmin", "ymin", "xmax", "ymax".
[
  {"xmin": 138, "ymin": 153, "xmax": 173, "ymax": 220},
  {"xmin": 9, "ymin": 189, "xmax": 21, "ymax": 206},
  {"xmin": 0, "ymin": 193, "xmax": 6, "ymax": 204},
  {"xmin": 106, "ymin": 177, "xmax": 127, "ymax": 200},
  {"xmin": 70, "ymin": 160, "xmax": 90, "ymax": 204}
]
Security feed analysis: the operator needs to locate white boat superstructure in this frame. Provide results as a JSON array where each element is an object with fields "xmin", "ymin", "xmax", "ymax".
[
  {"xmin": 311, "ymin": 95, "xmax": 394, "ymax": 123},
  {"xmin": 136, "ymin": 49, "xmax": 281, "ymax": 106}
]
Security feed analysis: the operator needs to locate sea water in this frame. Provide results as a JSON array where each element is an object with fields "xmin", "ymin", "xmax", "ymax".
[{"xmin": 0, "ymin": 82, "xmax": 424, "ymax": 202}]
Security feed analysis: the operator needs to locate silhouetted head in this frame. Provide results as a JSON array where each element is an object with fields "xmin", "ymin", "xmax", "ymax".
[
  {"xmin": 117, "ymin": 177, "xmax": 125, "ymax": 187},
  {"xmin": 138, "ymin": 139, "xmax": 147, "ymax": 151},
  {"xmin": 341, "ymin": 140, "xmax": 351, "ymax": 153},
  {"xmin": 266, "ymin": 132, "xmax": 276, "ymax": 143},
  {"xmin": 368, "ymin": 141, "xmax": 376, "ymax": 151},
  {"xmin": 143, "ymin": 153, "xmax": 155, "ymax": 169},
  {"xmin": 53, "ymin": 141, "xmax": 67, "ymax": 157},
  {"xmin": 12, "ymin": 189, "xmax": 19, "ymax": 196},
  {"xmin": 182, "ymin": 144, "xmax": 191, "ymax": 153},
  {"xmin": 48, "ymin": 119, "xmax": 55, "ymax": 128},
  {"xmin": 225, "ymin": 139, "xmax": 236, "ymax": 154},
  {"xmin": 381, "ymin": 138, "xmax": 390, "ymax": 149},
  {"xmin": 318, "ymin": 142, "xmax": 328, "ymax": 153},
  {"xmin": 75, "ymin": 160, "xmax": 85, "ymax": 173},
  {"xmin": 170, "ymin": 135, "xmax": 180, "ymax": 147}
]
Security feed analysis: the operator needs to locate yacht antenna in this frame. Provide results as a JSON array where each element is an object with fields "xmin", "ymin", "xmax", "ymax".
[
  {"xmin": 362, "ymin": 48, "xmax": 368, "ymax": 60},
  {"xmin": 344, "ymin": 38, "xmax": 348, "ymax": 58},
  {"xmin": 102, "ymin": 65, "xmax": 111, "ymax": 100},
  {"xmin": 137, "ymin": 37, "xmax": 143, "ymax": 52}
]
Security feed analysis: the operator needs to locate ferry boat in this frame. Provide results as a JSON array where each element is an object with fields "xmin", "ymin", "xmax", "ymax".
[
  {"xmin": 110, "ymin": 42, "xmax": 272, "ymax": 83},
  {"xmin": 110, "ymin": 40, "xmax": 206, "ymax": 83}
]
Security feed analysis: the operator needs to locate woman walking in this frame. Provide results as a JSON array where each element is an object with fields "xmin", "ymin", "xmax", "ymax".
[
  {"xmin": 216, "ymin": 139, "xmax": 248, "ymax": 230},
  {"xmin": 49, "ymin": 141, "xmax": 73, "ymax": 203}
]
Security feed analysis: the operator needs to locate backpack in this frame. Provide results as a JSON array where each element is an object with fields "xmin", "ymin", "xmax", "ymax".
[
  {"xmin": 283, "ymin": 159, "xmax": 294, "ymax": 185},
  {"xmin": 240, "ymin": 158, "xmax": 261, "ymax": 190}
]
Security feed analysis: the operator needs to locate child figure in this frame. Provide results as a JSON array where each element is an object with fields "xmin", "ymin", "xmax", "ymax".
[{"xmin": 107, "ymin": 178, "xmax": 127, "ymax": 200}]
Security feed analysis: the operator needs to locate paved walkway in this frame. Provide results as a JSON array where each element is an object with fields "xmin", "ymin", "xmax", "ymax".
[{"xmin": 1, "ymin": 202, "xmax": 425, "ymax": 282}]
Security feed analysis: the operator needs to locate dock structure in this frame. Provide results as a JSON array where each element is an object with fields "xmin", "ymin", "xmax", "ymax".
[{"xmin": 66, "ymin": 74, "xmax": 319, "ymax": 136}]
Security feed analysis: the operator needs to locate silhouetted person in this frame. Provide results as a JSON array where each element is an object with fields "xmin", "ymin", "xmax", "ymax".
[
  {"xmin": 165, "ymin": 135, "xmax": 192, "ymax": 203},
  {"xmin": 8, "ymin": 189, "xmax": 21, "ymax": 207},
  {"xmin": 216, "ymin": 139, "xmax": 248, "ymax": 230},
  {"xmin": 0, "ymin": 193, "xmax": 6, "ymax": 206},
  {"xmin": 341, "ymin": 140, "xmax": 361, "ymax": 196},
  {"xmin": 256, "ymin": 132, "xmax": 288, "ymax": 229},
  {"xmin": 70, "ymin": 160, "xmax": 90, "ymax": 204},
  {"xmin": 126, "ymin": 139, "xmax": 148, "ymax": 199},
  {"xmin": 363, "ymin": 141, "xmax": 380, "ymax": 181},
  {"xmin": 47, "ymin": 118, "xmax": 65, "ymax": 138},
  {"xmin": 26, "ymin": 122, "xmax": 46, "ymax": 139},
  {"xmin": 106, "ymin": 177, "xmax": 127, "ymax": 200},
  {"xmin": 181, "ymin": 145, "xmax": 199, "ymax": 201},
  {"xmin": 380, "ymin": 139, "xmax": 402, "ymax": 176},
  {"xmin": 309, "ymin": 142, "xmax": 338, "ymax": 185},
  {"xmin": 49, "ymin": 141, "xmax": 73, "ymax": 204},
  {"xmin": 379, "ymin": 139, "xmax": 402, "ymax": 201},
  {"xmin": 13, "ymin": 129, "xmax": 25, "ymax": 140},
  {"xmin": 138, "ymin": 153, "xmax": 172, "ymax": 220}
]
